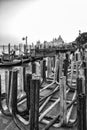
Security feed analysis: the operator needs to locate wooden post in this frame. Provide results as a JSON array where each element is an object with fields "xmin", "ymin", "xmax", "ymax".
[
  {"xmin": 29, "ymin": 80, "xmax": 35, "ymax": 130},
  {"xmin": 53, "ymin": 56, "xmax": 55, "ymax": 71},
  {"xmin": 29, "ymin": 79, "xmax": 40, "ymax": 130},
  {"xmin": 51, "ymin": 57, "xmax": 55, "ymax": 72},
  {"xmin": 84, "ymin": 51, "xmax": 87, "ymax": 130},
  {"xmin": 8, "ymin": 70, "xmax": 17, "ymax": 114},
  {"xmin": 47, "ymin": 57, "xmax": 51, "ymax": 78},
  {"xmin": 77, "ymin": 77, "xmax": 82, "ymax": 95},
  {"xmin": 32, "ymin": 62, "xmax": 36, "ymax": 74},
  {"xmin": 0, "ymin": 75, "xmax": 1, "ymax": 110},
  {"xmin": 84, "ymin": 61, "xmax": 87, "ymax": 95},
  {"xmin": 11, "ymin": 70, "xmax": 18, "ymax": 115},
  {"xmin": 70, "ymin": 61, "xmax": 74, "ymax": 87},
  {"xmin": 82, "ymin": 94, "xmax": 86, "ymax": 130},
  {"xmin": 14, "ymin": 44, "xmax": 16, "ymax": 51},
  {"xmin": 35, "ymin": 80, "xmax": 40, "ymax": 130},
  {"xmin": 19, "ymin": 44, "xmax": 22, "ymax": 55},
  {"xmin": 3, "ymin": 45, "xmax": 5, "ymax": 53},
  {"xmin": 5, "ymin": 70, "xmax": 8, "ymax": 92},
  {"xmin": 76, "ymin": 53, "xmax": 78, "ymax": 61},
  {"xmin": 59, "ymin": 54, "xmax": 63, "ymax": 78},
  {"xmin": 8, "ymin": 43, "xmax": 10, "ymax": 61},
  {"xmin": 26, "ymin": 74, "xmax": 32, "ymax": 111},
  {"xmin": 54, "ymin": 56, "xmax": 59, "ymax": 82},
  {"xmin": 77, "ymin": 94, "xmax": 86, "ymax": 130},
  {"xmin": 18, "ymin": 67, "xmax": 23, "ymax": 93},
  {"xmin": 60, "ymin": 76, "xmax": 67, "ymax": 123},
  {"xmin": 23, "ymin": 67, "xmax": 26, "ymax": 92},
  {"xmin": 29, "ymin": 62, "xmax": 32, "ymax": 74},
  {"xmin": 5, "ymin": 70, "xmax": 9, "ymax": 106},
  {"xmin": 36, "ymin": 62, "xmax": 40, "ymax": 77},
  {"xmin": 76, "ymin": 61, "xmax": 79, "ymax": 79},
  {"xmin": 7, "ymin": 70, "xmax": 12, "ymax": 107},
  {"xmin": 80, "ymin": 75, "xmax": 85, "ymax": 94},
  {"xmin": 40, "ymin": 59, "xmax": 46, "ymax": 82},
  {"xmin": 63, "ymin": 53, "xmax": 69, "ymax": 78},
  {"xmin": 24, "ymin": 44, "xmax": 26, "ymax": 55},
  {"xmin": 40, "ymin": 60, "xmax": 43, "ymax": 80},
  {"xmin": 29, "ymin": 45, "xmax": 31, "ymax": 54}
]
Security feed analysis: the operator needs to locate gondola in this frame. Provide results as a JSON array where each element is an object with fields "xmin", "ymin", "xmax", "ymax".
[
  {"xmin": 0, "ymin": 56, "xmax": 43, "ymax": 68},
  {"xmin": 0, "ymin": 60, "xmax": 22, "ymax": 68}
]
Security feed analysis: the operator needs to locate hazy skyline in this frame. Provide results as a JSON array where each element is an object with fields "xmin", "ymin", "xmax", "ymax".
[{"xmin": 0, "ymin": 0, "xmax": 87, "ymax": 45}]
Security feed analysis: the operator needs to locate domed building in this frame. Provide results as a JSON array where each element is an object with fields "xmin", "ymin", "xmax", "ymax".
[{"xmin": 52, "ymin": 35, "xmax": 64, "ymax": 47}]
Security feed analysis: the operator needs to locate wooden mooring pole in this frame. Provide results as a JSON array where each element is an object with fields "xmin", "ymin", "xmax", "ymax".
[
  {"xmin": 29, "ymin": 79, "xmax": 40, "ymax": 130},
  {"xmin": 84, "ymin": 61, "xmax": 87, "ymax": 94},
  {"xmin": 60, "ymin": 76, "xmax": 67, "ymax": 124},
  {"xmin": 47, "ymin": 57, "xmax": 51, "ymax": 78},
  {"xmin": 23, "ymin": 67, "xmax": 26, "ymax": 92},
  {"xmin": 32, "ymin": 62, "xmax": 36, "ymax": 74},
  {"xmin": 5, "ymin": 70, "xmax": 9, "ymax": 106},
  {"xmin": 54, "ymin": 56, "xmax": 59, "ymax": 82},
  {"xmin": 19, "ymin": 44, "xmax": 22, "ymax": 56},
  {"xmin": 8, "ymin": 43, "xmax": 11, "ymax": 61},
  {"xmin": 3, "ymin": 45, "xmax": 5, "ymax": 53},
  {"xmin": 41, "ymin": 59, "xmax": 46, "ymax": 82},
  {"xmin": 7, "ymin": 70, "xmax": 12, "ymax": 107},
  {"xmin": 77, "ymin": 76, "xmax": 86, "ymax": 130},
  {"xmin": 77, "ymin": 94, "xmax": 86, "ymax": 130},
  {"xmin": 11, "ymin": 70, "xmax": 18, "ymax": 115},
  {"xmin": 35, "ymin": 80, "xmax": 40, "ymax": 130},
  {"xmin": 77, "ymin": 77, "xmax": 83, "ymax": 95},
  {"xmin": 26, "ymin": 74, "xmax": 32, "ymax": 111},
  {"xmin": 0, "ymin": 75, "xmax": 1, "ymax": 110}
]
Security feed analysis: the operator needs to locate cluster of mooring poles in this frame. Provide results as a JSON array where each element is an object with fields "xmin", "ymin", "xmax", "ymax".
[
  {"xmin": 1, "ymin": 43, "xmax": 30, "ymax": 62},
  {"xmin": 0, "ymin": 46, "xmax": 87, "ymax": 130}
]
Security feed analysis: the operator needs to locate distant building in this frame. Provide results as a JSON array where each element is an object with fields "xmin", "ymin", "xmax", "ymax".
[
  {"xmin": 52, "ymin": 35, "xmax": 64, "ymax": 47},
  {"xmin": 35, "ymin": 35, "xmax": 65, "ymax": 49}
]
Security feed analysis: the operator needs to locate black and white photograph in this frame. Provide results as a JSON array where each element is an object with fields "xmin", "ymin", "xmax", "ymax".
[{"xmin": 0, "ymin": 0, "xmax": 87, "ymax": 130}]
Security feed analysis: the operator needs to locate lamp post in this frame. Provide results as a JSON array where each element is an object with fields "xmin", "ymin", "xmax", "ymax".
[
  {"xmin": 22, "ymin": 36, "xmax": 28, "ymax": 46},
  {"xmin": 22, "ymin": 36, "xmax": 28, "ymax": 55}
]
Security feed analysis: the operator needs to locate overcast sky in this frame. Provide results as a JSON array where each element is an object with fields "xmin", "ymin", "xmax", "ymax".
[{"xmin": 0, "ymin": 0, "xmax": 87, "ymax": 45}]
